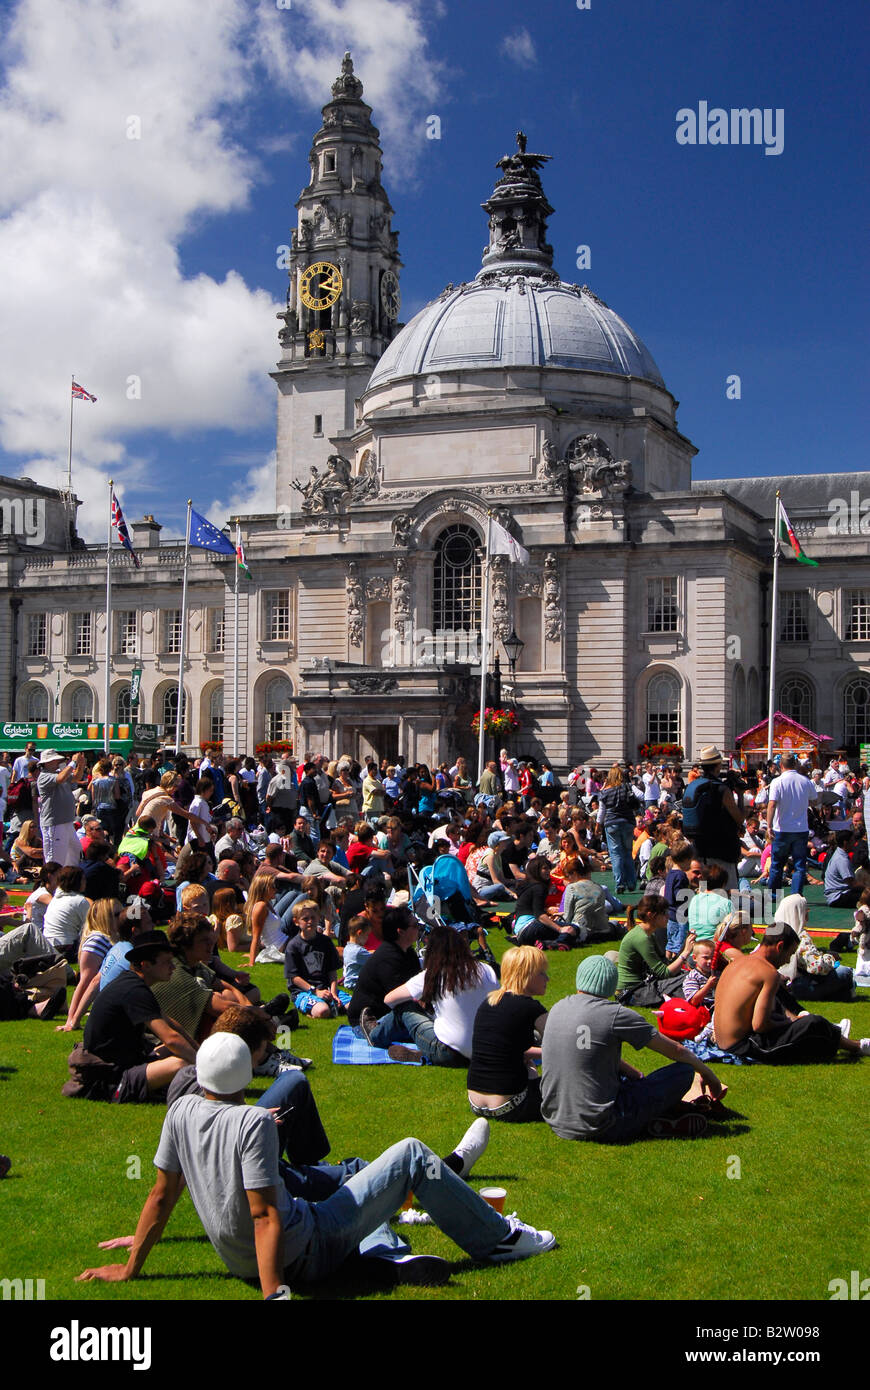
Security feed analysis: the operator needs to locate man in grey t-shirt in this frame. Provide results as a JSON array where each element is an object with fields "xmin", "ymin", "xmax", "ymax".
[
  {"xmin": 541, "ymin": 955, "xmax": 725, "ymax": 1142},
  {"xmin": 77, "ymin": 1033, "xmax": 556, "ymax": 1297},
  {"xmin": 37, "ymin": 749, "xmax": 86, "ymax": 866}
]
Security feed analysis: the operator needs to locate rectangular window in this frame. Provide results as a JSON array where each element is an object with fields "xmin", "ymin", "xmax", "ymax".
[
  {"xmin": 845, "ymin": 590, "xmax": 870, "ymax": 642},
  {"xmin": 323, "ymin": 152, "xmax": 336, "ymax": 173},
  {"xmin": 779, "ymin": 591, "xmax": 809, "ymax": 643},
  {"xmin": 313, "ymin": 415, "xmax": 323, "ymax": 436},
  {"xmin": 263, "ymin": 591, "xmax": 290, "ymax": 642},
  {"xmin": 646, "ymin": 577, "xmax": 679, "ymax": 633},
  {"xmin": 27, "ymin": 613, "xmax": 47, "ymax": 657},
  {"xmin": 73, "ymin": 612, "xmax": 92, "ymax": 656},
  {"xmin": 116, "ymin": 610, "xmax": 138, "ymax": 656},
  {"xmin": 163, "ymin": 609, "xmax": 182, "ymax": 654},
  {"xmin": 208, "ymin": 608, "xmax": 225, "ymax": 653}
]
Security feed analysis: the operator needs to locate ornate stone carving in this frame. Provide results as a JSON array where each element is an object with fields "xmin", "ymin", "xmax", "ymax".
[
  {"xmin": 567, "ymin": 434, "xmax": 632, "ymax": 498},
  {"xmin": 349, "ymin": 450, "xmax": 380, "ymax": 504},
  {"xmin": 391, "ymin": 513, "xmax": 413, "ymax": 548},
  {"xmin": 291, "ymin": 454, "xmax": 352, "ymax": 515},
  {"xmin": 515, "ymin": 570, "xmax": 542, "ymax": 597},
  {"xmin": 543, "ymin": 552, "xmax": 562, "ymax": 642},
  {"xmin": 337, "ymin": 211, "xmax": 352, "ymax": 237},
  {"xmin": 392, "ymin": 555, "xmax": 411, "ymax": 623},
  {"xmin": 347, "ymin": 676, "xmax": 398, "ymax": 694},
  {"xmin": 365, "ymin": 576, "xmax": 391, "ymax": 601},
  {"xmin": 331, "ymin": 52, "xmax": 363, "ymax": 101},
  {"xmin": 349, "ymin": 299, "xmax": 372, "ymax": 334},
  {"xmin": 346, "ymin": 561, "xmax": 363, "ymax": 647},
  {"xmin": 312, "ymin": 200, "xmax": 338, "ymax": 239},
  {"xmin": 491, "ymin": 555, "xmax": 510, "ymax": 641},
  {"xmin": 535, "ymin": 437, "xmax": 567, "ymax": 489}
]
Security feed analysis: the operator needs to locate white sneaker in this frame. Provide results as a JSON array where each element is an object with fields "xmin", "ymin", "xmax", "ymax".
[
  {"xmin": 858, "ymin": 1038, "xmax": 870, "ymax": 1056},
  {"xmin": 838, "ymin": 1018, "xmax": 851, "ymax": 1039},
  {"xmin": 488, "ymin": 1213, "xmax": 556, "ymax": 1263},
  {"xmin": 450, "ymin": 1119, "xmax": 490, "ymax": 1180}
]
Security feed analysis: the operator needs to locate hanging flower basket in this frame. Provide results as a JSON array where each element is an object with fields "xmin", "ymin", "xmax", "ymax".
[
  {"xmin": 638, "ymin": 742, "xmax": 684, "ymax": 760},
  {"xmin": 472, "ymin": 708, "xmax": 521, "ymax": 737},
  {"xmin": 199, "ymin": 740, "xmax": 223, "ymax": 754}
]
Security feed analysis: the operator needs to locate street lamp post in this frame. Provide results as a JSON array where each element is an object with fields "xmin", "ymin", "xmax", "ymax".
[{"xmin": 502, "ymin": 628, "xmax": 524, "ymax": 699}]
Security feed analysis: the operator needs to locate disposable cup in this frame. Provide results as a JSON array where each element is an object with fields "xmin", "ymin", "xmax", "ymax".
[{"xmin": 480, "ymin": 1187, "xmax": 507, "ymax": 1213}]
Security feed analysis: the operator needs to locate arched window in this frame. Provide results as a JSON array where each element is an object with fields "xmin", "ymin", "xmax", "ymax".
[
  {"xmin": 116, "ymin": 687, "xmax": 132, "ymax": 724},
  {"xmin": 646, "ymin": 671, "xmax": 681, "ymax": 745},
  {"xmin": 70, "ymin": 685, "xmax": 93, "ymax": 723},
  {"xmin": 162, "ymin": 688, "xmax": 187, "ymax": 743},
  {"xmin": 24, "ymin": 684, "xmax": 49, "ymax": 722},
  {"xmin": 746, "ymin": 669, "xmax": 760, "ymax": 725},
  {"xmin": 433, "ymin": 525, "xmax": 481, "ymax": 635},
  {"xmin": 264, "ymin": 678, "xmax": 293, "ymax": 742},
  {"xmin": 209, "ymin": 687, "xmax": 224, "ymax": 743},
  {"xmin": 844, "ymin": 678, "xmax": 870, "ymax": 748},
  {"xmin": 779, "ymin": 675, "xmax": 814, "ymax": 731}
]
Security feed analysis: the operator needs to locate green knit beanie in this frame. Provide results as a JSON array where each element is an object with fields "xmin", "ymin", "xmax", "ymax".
[{"xmin": 575, "ymin": 954, "xmax": 618, "ymax": 998}]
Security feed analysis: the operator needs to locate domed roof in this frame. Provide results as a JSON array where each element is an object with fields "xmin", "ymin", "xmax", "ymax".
[
  {"xmin": 366, "ymin": 274, "xmax": 665, "ymax": 390},
  {"xmin": 368, "ymin": 132, "xmax": 665, "ymax": 394}
]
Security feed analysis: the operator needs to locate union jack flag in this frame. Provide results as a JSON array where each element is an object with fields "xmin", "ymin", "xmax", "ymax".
[
  {"xmin": 111, "ymin": 491, "xmax": 141, "ymax": 568},
  {"xmin": 72, "ymin": 381, "xmax": 97, "ymax": 402}
]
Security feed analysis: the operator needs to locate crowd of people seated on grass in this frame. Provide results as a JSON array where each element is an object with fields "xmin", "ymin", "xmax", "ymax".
[{"xmin": 1, "ymin": 740, "xmax": 869, "ymax": 1295}]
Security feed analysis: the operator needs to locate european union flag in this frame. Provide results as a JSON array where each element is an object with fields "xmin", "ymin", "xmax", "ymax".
[{"xmin": 188, "ymin": 508, "xmax": 235, "ymax": 556}]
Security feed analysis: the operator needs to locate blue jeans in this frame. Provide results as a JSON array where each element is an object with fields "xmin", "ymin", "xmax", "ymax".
[
  {"xmin": 367, "ymin": 1004, "xmax": 468, "ymax": 1067},
  {"xmin": 283, "ymin": 1138, "xmax": 511, "ymax": 1284},
  {"xmin": 767, "ymin": 832, "xmax": 809, "ymax": 896},
  {"xmin": 474, "ymin": 881, "xmax": 514, "ymax": 902},
  {"xmin": 595, "ymin": 1063, "xmax": 695, "ymax": 1143},
  {"xmin": 604, "ymin": 822, "xmax": 636, "ymax": 892}
]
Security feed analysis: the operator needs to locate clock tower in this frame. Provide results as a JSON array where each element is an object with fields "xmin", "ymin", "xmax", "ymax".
[{"xmin": 273, "ymin": 53, "xmax": 403, "ymax": 505}]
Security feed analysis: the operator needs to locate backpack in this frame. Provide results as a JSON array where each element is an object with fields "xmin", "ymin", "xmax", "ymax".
[
  {"xmin": 681, "ymin": 777, "xmax": 723, "ymax": 838},
  {"xmin": 6, "ymin": 779, "xmax": 26, "ymax": 810}
]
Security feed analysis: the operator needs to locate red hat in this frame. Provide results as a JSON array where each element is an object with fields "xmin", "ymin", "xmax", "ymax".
[{"xmin": 654, "ymin": 998, "xmax": 710, "ymax": 1042}]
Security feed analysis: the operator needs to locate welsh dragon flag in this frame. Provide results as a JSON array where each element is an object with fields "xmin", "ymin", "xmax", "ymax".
[{"xmin": 778, "ymin": 499, "xmax": 818, "ymax": 567}]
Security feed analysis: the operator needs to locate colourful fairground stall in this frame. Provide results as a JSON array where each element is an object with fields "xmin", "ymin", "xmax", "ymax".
[{"xmin": 732, "ymin": 712, "xmax": 832, "ymax": 771}]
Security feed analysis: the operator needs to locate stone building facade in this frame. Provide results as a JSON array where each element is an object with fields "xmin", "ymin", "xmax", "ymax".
[{"xmin": 4, "ymin": 57, "xmax": 869, "ymax": 766}]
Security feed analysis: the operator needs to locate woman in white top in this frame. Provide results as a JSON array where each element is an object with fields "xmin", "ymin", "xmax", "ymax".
[
  {"xmin": 56, "ymin": 898, "xmax": 123, "ymax": 1032},
  {"xmin": 25, "ymin": 862, "xmax": 61, "ymax": 931},
  {"xmin": 42, "ymin": 866, "xmax": 91, "ymax": 961},
  {"xmin": 383, "ymin": 925, "xmax": 497, "ymax": 1066},
  {"xmin": 246, "ymin": 873, "xmax": 287, "ymax": 966}
]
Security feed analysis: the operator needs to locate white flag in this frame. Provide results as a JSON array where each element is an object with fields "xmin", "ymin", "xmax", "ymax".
[{"xmin": 489, "ymin": 517, "xmax": 529, "ymax": 565}]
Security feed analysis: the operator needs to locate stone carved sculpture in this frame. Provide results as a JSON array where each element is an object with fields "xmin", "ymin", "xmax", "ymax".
[
  {"xmin": 292, "ymin": 454, "xmax": 352, "ymax": 515},
  {"xmin": 350, "ymin": 300, "xmax": 372, "ymax": 334},
  {"xmin": 543, "ymin": 552, "xmax": 562, "ymax": 642},
  {"xmin": 391, "ymin": 513, "xmax": 413, "ymax": 548},
  {"xmin": 536, "ymin": 437, "xmax": 567, "ymax": 488},
  {"xmin": 346, "ymin": 561, "xmax": 364, "ymax": 647},
  {"xmin": 348, "ymin": 676, "xmax": 398, "ymax": 694},
  {"xmin": 568, "ymin": 435, "xmax": 632, "ymax": 496},
  {"xmin": 393, "ymin": 556, "xmax": 411, "ymax": 635},
  {"xmin": 349, "ymin": 451, "xmax": 380, "ymax": 504},
  {"xmin": 491, "ymin": 555, "xmax": 510, "ymax": 641},
  {"xmin": 365, "ymin": 576, "xmax": 391, "ymax": 601}
]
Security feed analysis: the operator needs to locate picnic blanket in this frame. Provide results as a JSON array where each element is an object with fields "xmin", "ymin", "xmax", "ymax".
[{"xmin": 331, "ymin": 1025, "xmax": 423, "ymax": 1066}]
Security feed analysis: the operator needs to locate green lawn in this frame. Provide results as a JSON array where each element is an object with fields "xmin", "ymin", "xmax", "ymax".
[{"xmin": 1, "ymin": 880, "xmax": 866, "ymax": 1302}]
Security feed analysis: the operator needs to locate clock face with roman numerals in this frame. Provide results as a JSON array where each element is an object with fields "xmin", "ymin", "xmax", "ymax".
[
  {"xmin": 299, "ymin": 262, "xmax": 343, "ymax": 311},
  {"xmin": 380, "ymin": 270, "xmax": 401, "ymax": 321}
]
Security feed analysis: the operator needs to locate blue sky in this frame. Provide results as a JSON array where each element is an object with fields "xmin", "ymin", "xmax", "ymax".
[{"xmin": 0, "ymin": 0, "xmax": 866, "ymax": 539}]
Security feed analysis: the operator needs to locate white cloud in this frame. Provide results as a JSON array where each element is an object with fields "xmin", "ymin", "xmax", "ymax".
[
  {"xmin": 0, "ymin": 0, "xmax": 445, "ymax": 538},
  {"xmin": 252, "ymin": 0, "xmax": 447, "ymax": 180},
  {"xmin": 207, "ymin": 452, "xmax": 277, "ymax": 525},
  {"xmin": 500, "ymin": 29, "xmax": 538, "ymax": 68}
]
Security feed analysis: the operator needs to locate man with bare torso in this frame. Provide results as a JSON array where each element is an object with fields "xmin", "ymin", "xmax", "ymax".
[{"xmin": 713, "ymin": 922, "xmax": 869, "ymax": 1063}]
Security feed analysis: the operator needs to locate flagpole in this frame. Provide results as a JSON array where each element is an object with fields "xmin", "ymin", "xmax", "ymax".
[
  {"xmin": 175, "ymin": 500, "xmax": 192, "ymax": 756},
  {"xmin": 104, "ymin": 480, "xmax": 113, "ymax": 754},
  {"xmin": 477, "ymin": 515, "xmax": 492, "ymax": 784},
  {"xmin": 67, "ymin": 375, "xmax": 74, "ymax": 493},
  {"xmin": 233, "ymin": 523, "xmax": 240, "ymax": 759},
  {"xmin": 766, "ymin": 491, "xmax": 781, "ymax": 763}
]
